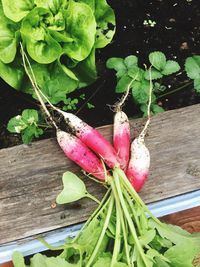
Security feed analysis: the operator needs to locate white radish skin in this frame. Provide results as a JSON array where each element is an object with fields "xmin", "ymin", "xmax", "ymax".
[
  {"xmin": 113, "ymin": 111, "xmax": 130, "ymax": 171},
  {"xmin": 57, "ymin": 130, "xmax": 106, "ymax": 180},
  {"xmin": 126, "ymin": 137, "xmax": 150, "ymax": 192},
  {"xmin": 61, "ymin": 112, "xmax": 120, "ymax": 169}
]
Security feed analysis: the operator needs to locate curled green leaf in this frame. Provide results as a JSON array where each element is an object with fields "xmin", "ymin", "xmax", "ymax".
[
  {"xmin": 2, "ymin": 0, "xmax": 34, "ymax": 22},
  {"xmin": 21, "ymin": 7, "xmax": 62, "ymax": 64},
  {"xmin": 94, "ymin": 0, "xmax": 116, "ymax": 48},
  {"xmin": 63, "ymin": 0, "xmax": 96, "ymax": 61}
]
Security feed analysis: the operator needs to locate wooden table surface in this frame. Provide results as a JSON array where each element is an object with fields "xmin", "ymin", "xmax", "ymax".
[{"xmin": 1, "ymin": 104, "xmax": 200, "ymax": 245}]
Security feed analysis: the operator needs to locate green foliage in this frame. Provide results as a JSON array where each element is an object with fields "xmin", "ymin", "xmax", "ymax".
[
  {"xmin": 63, "ymin": 98, "xmax": 79, "ymax": 111},
  {"xmin": 0, "ymin": 0, "xmax": 116, "ymax": 104},
  {"xmin": 7, "ymin": 109, "xmax": 44, "ymax": 144},
  {"xmin": 12, "ymin": 167, "xmax": 200, "ymax": 267},
  {"xmin": 56, "ymin": 172, "xmax": 88, "ymax": 204},
  {"xmin": 185, "ymin": 56, "xmax": 200, "ymax": 92},
  {"xmin": 106, "ymin": 51, "xmax": 180, "ymax": 115}
]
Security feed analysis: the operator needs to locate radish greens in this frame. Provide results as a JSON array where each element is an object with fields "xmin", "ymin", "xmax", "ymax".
[{"xmin": 12, "ymin": 168, "xmax": 200, "ymax": 267}]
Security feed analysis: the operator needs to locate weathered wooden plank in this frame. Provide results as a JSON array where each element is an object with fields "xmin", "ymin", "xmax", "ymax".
[
  {"xmin": 161, "ymin": 206, "xmax": 200, "ymax": 233},
  {"xmin": 1, "ymin": 104, "xmax": 200, "ymax": 244}
]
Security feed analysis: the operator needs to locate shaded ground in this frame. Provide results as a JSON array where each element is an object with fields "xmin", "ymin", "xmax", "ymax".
[{"xmin": 1, "ymin": 0, "xmax": 200, "ymax": 148}]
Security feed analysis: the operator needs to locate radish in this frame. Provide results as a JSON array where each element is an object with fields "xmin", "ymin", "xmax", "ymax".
[
  {"xmin": 113, "ymin": 110, "xmax": 130, "ymax": 171},
  {"xmin": 126, "ymin": 136, "xmax": 150, "ymax": 192},
  {"xmin": 20, "ymin": 48, "xmax": 120, "ymax": 170},
  {"xmin": 57, "ymin": 130, "xmax": 106, "ymax": 180},
  {"xmin": 126, "ymin": 68, "xmax": 153, "ymax": 191},
  {"xmin": 20, "ymin": 45, "xmax": 107, "ymax": 180},
  {"xmin": 20, "ymin": 44, "xmax": 120, "ymax": 169},
  {"xmin": 60, "ymin": 112, "xmax": 120, "ymax": 169}
]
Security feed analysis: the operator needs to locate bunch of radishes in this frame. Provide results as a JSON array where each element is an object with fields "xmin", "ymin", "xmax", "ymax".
[{"xmin": 14, "ymin": 46, "xmax": 200, "ymax": 267}]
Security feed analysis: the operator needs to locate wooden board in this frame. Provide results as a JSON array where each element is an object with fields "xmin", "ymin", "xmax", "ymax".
[
  {"xmin": 1, "ymin": 104, "xmax": 200, "ymax": 244},
  {"xmin": 161, "ymin": 206, "xmax": 200, "ymax": 234}
]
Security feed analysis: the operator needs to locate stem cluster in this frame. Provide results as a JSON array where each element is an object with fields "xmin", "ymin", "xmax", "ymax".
[{"xmin": 60, "ymin": 168, "xmax": 169, "ymax": 267}]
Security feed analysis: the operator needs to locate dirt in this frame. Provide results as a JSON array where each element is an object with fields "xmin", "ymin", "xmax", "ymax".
[{"xmin": 1, "ymin": 0, "xmax": 200, "ymax": 149}]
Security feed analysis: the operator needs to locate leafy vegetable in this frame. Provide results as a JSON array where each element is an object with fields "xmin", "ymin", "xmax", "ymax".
[
  {"xmin": 12, "ymin": 168, "xmax": 200, "ymax": 267},
  {"xmin": 0, "ymin": 59, "xmax": 24, "ymax": 89},
  {"xmin": 185, "ymin": 56, "xmax": 200, "ymax": 93},
  {"xmin": 94, "ymin": 0, "xmax": 116, "ymax": 48},
  {"xmin": 1, "ymin": 0, "xmax": 34, "ymax": 22},
  {"xmin": 0, "ymin": 0, "xmax": 116, "ymax": 104},
  {"xmin": 106, "ymin": 52, "xmax": 180, "ymax": 115},
  {"xmin": 0, "ymin": 4, "xmax": 19, "ymax": 64},
  {"xmin": 7, "ymin": 109, "xmax": 44, "ymax": 144}
]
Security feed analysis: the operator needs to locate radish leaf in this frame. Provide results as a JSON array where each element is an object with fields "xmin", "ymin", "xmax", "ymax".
[
  {"xmin": 164, "ymin": 240, "xmax": 200, "ymax": 267},
  {"xmin": 56, "ymin": 172, "xmax": 88, "ymax": 204},
  {"xmin": 12, "ymin": 251, "xmax": 27, "ymax": 267}
]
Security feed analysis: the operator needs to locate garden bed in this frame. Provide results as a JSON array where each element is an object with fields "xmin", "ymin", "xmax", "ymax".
[{"xmin": 1, "ymin": 0, "xmax": 200, "ymax": 148}]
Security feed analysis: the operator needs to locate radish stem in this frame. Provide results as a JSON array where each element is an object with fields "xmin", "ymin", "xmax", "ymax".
[
  {"xmin": 118, "ymin": 167, "xmax": 162, "ymax": 225},
  {"xmin": 85, "ymin": 193, "xmax": 101, "ymax": 204},
  {"xmin": 123, "ymin": 189, "xmax": 142, "ymax": 235},
  {"xmin": 85, "ymin": 195, "xmax": 114, "ymax": 267},
  {"xmin": 139, "ymin": 67, "xmax": 153, "ymax": 141},
  {"xmin": 110, "ymin": 194, "xmax": 121, "ymax": 266},
  {"xmin": 113, "ymin": 170, "xmax": 149, "ymax": 266},
  {"xmin": 73, "ymin": 190, "xmax": 112, "ymax": 243},
  {"xmin": 115, "ymin": 76, "xmax": 137, "ymax": 112},
  {"xmin": 109, "ymin": 176, "xmax": 131, "ymax": 266},
  {"xmin": 20, "ymin": 43, "xmax": 58, "ymax": 130}
]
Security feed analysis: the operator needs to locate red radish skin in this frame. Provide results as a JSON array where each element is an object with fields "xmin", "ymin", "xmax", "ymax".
[
  {"xmin": 113, "ymin": 111, "xmax": 130, "ymax": 171},
  {"xmin": 57, "ymin": 130, "xmax": 106, "ymax": 180},
  {"xmin": 126, "ymin": 137, "xmax": 150, "ymax": 192},
  {"xmin": 61, "ymin": 112, "xmax": 120, "ymax": 169}
]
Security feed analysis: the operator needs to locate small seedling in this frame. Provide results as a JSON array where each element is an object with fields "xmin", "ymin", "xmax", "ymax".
[
  {"xmin": 7, "ymin": 109, "xmax": 44, "ymax": 144},
  {"xmin": 143, "ymin": 19, "xmax": 156, "ymax": 27}
]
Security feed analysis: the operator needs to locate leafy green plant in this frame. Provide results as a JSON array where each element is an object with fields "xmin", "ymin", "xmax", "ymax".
[
  {"xmin": 12, "ymin": 168, "xmax": 200, "ymax": 267},
  {"xmin": 106, "ymin": 51, "xmax": 180, "ymax": 115},
  {"xmin": 185, "ymin": 56, "xmax": 200, "ymax": 92},
  {"xmin": 7, "ymin": 109, "xmax": 44, "ymax": 144},
  {"xmin": 0, "ymin": 0, "xmax": 115, "ymax": 105}
]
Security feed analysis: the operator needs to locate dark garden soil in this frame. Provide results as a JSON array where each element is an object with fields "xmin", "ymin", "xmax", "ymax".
[{"xmin": 1, "ymin": 0, "xmax": 200, "ymax": 149}]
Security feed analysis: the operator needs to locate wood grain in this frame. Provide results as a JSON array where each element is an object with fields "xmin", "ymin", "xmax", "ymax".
[
  {"xmin": 161, "ymin": 206, "xmax": 200, "ymax": 233},
  {"xmin": 1, "ymin": 104, "xmax": 200, "ymax": 244}
]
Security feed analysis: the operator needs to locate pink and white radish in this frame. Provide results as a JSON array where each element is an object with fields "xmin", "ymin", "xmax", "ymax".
[
  {"xmin": 126, "ymin": 136, "xmax": 150, "ymax": 192},
  {"xmin": 113, "ymin": 110, "xmax": 130, "ymax": 171},
  {"xmin": 21, "ymin": 45, "xmax": 117, "ymax": 175},
  {"xmin": 126, "ymin": 69, "xmax": 152, "ymax": 192},
  {"xmin": 60, "ymin": 112, "xmax": 120, "ymax": 169},
  {"xmin": 57, "ymin": 130, "xmax": 106, "ymax": 180}
]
